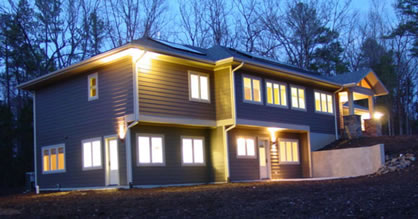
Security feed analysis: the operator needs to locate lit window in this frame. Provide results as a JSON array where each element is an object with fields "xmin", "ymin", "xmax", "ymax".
[
  {"xmin": 237, "ymin": 137, "xmax": 256, "ymax": 158},
  {"xmin": 243, "ymin": 76, "xmax": 262, "ymax": 103},
  {"xmin": 189, "ymin": 71, "xmax": 209, "ymax": 102},
  {"xmin": 42, "ymin": 144, "xmax": 65, "ymax": 173},
  {"xmin": 266, "ymin": 81, "xmax": 287, "ymax": 107},
  {"xmin": 290, "ymin": 86, "xmax": 305, "ymax": 110},
  {"xmin": 137, "ymin": 135, "xmax": 164, "ymax": 165},
  {"xmin": 314, "ymin": 91, "xmax": 333, "ymax": 114},
  {"xmin": 278, "ymin": 139, "xmax": 299, "ymax": 164},
  {"xmin": 82, "ymin": 138, "xmax": 102, "ymax": 170},
  {"xmin": 182, "ymin": 137, "xmax": 205, "ymax": 165},
  {"xmin": 88, "ymin": 73, "xmax": 98, "ymax": 101}
]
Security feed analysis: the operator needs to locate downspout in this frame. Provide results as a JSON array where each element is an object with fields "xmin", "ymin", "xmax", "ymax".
[
  {"xmin": 224, "ymin": 62, "xmax": 244, "ymax": 182},
  {"xmin": 333, "ymin": 86, "xmax": 344, "ymax": 140},
  {"xmin": 126, "ymin": 50, "xmax": 148, "ymax": 187}
]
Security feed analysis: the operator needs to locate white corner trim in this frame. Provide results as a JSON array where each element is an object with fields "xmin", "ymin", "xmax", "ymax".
[
  {"xmin": 33, "ymin": 92, "xmax": 38, "ymax": 187},
  {"xmin": 126, "ymin": 128, "xmax": 133, "ymax": 184}
]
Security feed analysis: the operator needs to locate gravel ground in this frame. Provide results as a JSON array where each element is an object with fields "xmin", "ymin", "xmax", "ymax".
[{"xmin": 0, "ymin": 136, "xmax": 417, "ymax": 218}]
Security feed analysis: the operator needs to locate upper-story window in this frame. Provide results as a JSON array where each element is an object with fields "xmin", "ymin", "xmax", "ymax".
[
  {"xmin": 290, "ymin": 86, "xmax": 306, "ymax": 110},
  {"xmin": 243, "ymin": 76, "xmax": 262, "ymax": 103},
  {"xmin": 314, "ymin": 91, "xmax": 334, "ymax": 114},
  {"xmin": 88, "ymin": 73, "xmax": 98, "ymax": 101},
  {"xmin": 189, "ymin": 71, "xmax": 210, "ymax": 102},
  {"xmin": 266, "ymin": 81, "xmax": 287, "ymax": 107}
]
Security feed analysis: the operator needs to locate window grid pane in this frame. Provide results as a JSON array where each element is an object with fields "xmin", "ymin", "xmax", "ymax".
[
  {"xmin": 190, "ymin": 74, "xmax": 200, "ymax": 99},
  {"xmin": 252, "ymin": 79, "xmax": 261, "ymax": 102},
  {"xmin": 237, "ymin": 138, "xmax": 246, "ymax": 156},
  {"xmin": 199, "ymin": 75, "xmax": 209, "ymax": 100},
  {"xmin": 315, "ymin": 92, "xmax": 321, "ymax": 111},
  {"xmin": 327, "ymin": 95, "xmax": 333, "ymax": 113},
  {"xmin": 266, "ymin": 82, "xmax": 273, "ymax": 104},
  {"xmin": 279, "ymin": 142, "xmax": 286, "ymax": 162},
  {"xmin": 151, "ymin": 137, "xmax": 163, "ymax": 164},
  {"xmin": 291, "ymin": 87, "xmax": 298, "ymax": 108},
  {"xmin": 138, "ymin": 137, "xmax": 151, "ymax": 163},
  {"xmin": 244, "ymin": 77, "xmax": 252, "ymax": 101},
  {"xmin": 321, "ymin": 93, "xmax": 327, "ymax": 112},
  {"xmin": 58, "ymin": 147, "xmax": 65, "ymax": 170},
  {"xmin": 83, "ymin": 142, "xmax": 92, "ymax": 168},
  {"xmin": 43, "ymin": 149, "xmax": 50, "ymax": 172},
  {"xmin": 298, "ymin": 89, "xmax": 305, "ymax": 109},
  {"xmin": 182, "ymin": 139, "xmax": 193, "ymax": 163},
  {"xmin": 280, "ymin": 85, "xmax": 287, "ymax": 106},
  {"xmin": 292, "ymin": 142, "xmax": 299, "ymax": 162},
  {"xmin": 193, "ymin": 139, "xmax": 204, "ymax": 163},
  {"xmin": 273, "ymin": 84, "xmax": 280, "ymax": 105},
  {"xmin": 246, "ymin": 139, "xmax": 255, "ymax": 156},
  {"xmin": 50, "ymin": 148, "xmax": 57, "ymax": 171}
]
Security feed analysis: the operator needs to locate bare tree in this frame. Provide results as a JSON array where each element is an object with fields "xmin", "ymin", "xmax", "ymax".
[{"xmin": 177, "ymin": 0, "xmax": 211, "ymax": 47}]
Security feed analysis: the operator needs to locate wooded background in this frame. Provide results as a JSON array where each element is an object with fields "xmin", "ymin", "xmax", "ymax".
[{"xmin": 0, "ymin": 0, "xmax": 416, "ymax": 187}]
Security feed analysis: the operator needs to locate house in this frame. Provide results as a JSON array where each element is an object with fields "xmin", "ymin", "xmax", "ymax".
[{"xmin": 18, "ymin": 37, "xmax": 389, "ymax": 190}]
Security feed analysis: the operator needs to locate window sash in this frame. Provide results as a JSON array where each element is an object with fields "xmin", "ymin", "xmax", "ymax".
[
  {"xmin": 82, "ymin": 139, "xmax": 102, "ymax": 169},
  {"xmin": 182, "ymin": 137, "xmax": 205, "ymax": 165},
  {"xmin": 266, "ymin": 81, "xmax": 287, "ymax": 107},
  {"xmin": 314, "ymin": 91, "xmax": 334, "ymax": 114},
  {"xmin": 189, "ymin": 72, "xmax": 209, "ymax": 102},
  {"xmin": 237, "ymin": 137, "xmax": 256, "ymax": 158},
  {"xmin": 42, "ymin": 145, "xmax": 65, "ymax": 173},
  {"xmin": 137, "ymin": 135, "xmax": 165, "ymax": 165},
  {"xmin": 291, "ymin": 86, "xmax": 305, "ymax": 110},
  {"xmin": 278, "ymin": 139, "xmax": 299, "ymax": 164},
  {"xmin": 243, "ymin": 76, "xmax": 261, "ymax": 103},
  {"xmin": 88, "ymin": 73, "xmax": 98, "ymax": 100}
]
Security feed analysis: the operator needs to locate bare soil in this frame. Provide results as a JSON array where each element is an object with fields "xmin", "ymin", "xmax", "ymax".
[{"xmin": 0, "ymin": 136, "xmax": 417, "ymax": 218}]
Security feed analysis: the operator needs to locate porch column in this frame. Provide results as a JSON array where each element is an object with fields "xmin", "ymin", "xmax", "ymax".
[
  {"xmin": 347, "ymin": 90, "xmax": 354, "ymax": 115},
  {"xmin": 368, "ymin": 96, "xmax": 374, "ymax": 118}
]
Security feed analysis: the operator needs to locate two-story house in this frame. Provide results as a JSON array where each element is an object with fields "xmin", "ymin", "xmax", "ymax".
[{"xmin": 18, "ymin": 37, "xmax": 388, "ymax": 191}]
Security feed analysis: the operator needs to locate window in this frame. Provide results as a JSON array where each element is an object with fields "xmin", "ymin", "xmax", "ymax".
[
  {"xmin": 278, "ymin": 139, "xmax": 299, "ymax": 164},
  {"xmin": 137, "ymin": 135, "xmax": 165, "ymax": 165},
  {"xmin": 182, "ymin": 137, "xmax": 205, "ymax": 165},
  {"xmin": 189, "ymin": 71, "xmax": 209, "ymax": 102},
  {"xmin": 266, "ymin": 81, "xmax": 287, "ymax": 107},
  {"xmin": 314, "ymin": 91, "xmax": 334, "ymax": 114},
  {"xmin": 243, "ymin": 76, "xmax": 262, "ymax": 103},
  {"xmin": 237, "ymin": 137, "xmax": 256, "ymax": 158},
  {"xmin": 42, "ymin": 144, "xmax": 65, "ymax": 173},
  {"xmin": 82, "ymin": 138, "xmax": 102, "ymax": 170},
  {"xmin": 88, "ymin": 73, "xmax": 98, "ymax": 101},
  {"xmin": 290, "ymin": 86, "xmax": 306, "ymax": 110}
]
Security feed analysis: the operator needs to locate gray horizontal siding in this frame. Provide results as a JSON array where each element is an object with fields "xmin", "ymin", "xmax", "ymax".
[
  {"xmin": 235, "ymin": 71, "xmax": 336, "ymax": 134},
  {"xmin": 138, "ymin": 60, "xmax": 216, "ymax": 121},
  {"xmin": 130, "ymin": 124, "xmax": 212, "ymax": 185},
  {"xmin": 35, "ymin": 58, "xmax": 133, "ymax": 188}
]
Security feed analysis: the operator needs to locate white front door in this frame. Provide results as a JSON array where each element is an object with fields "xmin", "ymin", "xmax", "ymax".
[
  {"xmin": 107, "ymin": 138, "xmax": 120, "ymax": 185},
  {"xmin": 259, "ymin": 138, "xmax": 270, "ymax": 179}
]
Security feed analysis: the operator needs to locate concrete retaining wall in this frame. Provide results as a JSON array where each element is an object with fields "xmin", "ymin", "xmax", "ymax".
[{"xmin": 312, "ymin": 144, "xmax": 385, "ymax": 178}]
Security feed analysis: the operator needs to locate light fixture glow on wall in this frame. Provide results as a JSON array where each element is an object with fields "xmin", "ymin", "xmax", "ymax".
[
  {"xmin": 118, "ymin": 122, "xmax": 126, "ymax": 140},
  {"xmin": 267, "ymin": 127, "xmax": 281, "ymax": 143}
]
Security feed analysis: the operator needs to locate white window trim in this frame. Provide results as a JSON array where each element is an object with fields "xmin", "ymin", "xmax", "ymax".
[
  {"xmin": 236, "ymin": 136, "xmax": 257, "ymax": 159},
  {"xmin": 278, "ymin": 138, "xmax": 300, "ymax": 165},
  {"xmin": 88, "ymin": 72, "xmax": 99, "ymax": 101},
  {"xmin": 181, "ymin": 136, "xmax": 206, "ymax": 166},
  {"xmin": 136, "ymin": 134, "xmax": 166, "ymax": 166},
  {"xmin": 242, "ymin": 74, "xmax": 263, "ymax": 105},
  {"xmin": 290, "ymin": 84, "xmax": 307, "ymax": 111},
  {"xmin": 265, "ymin": 80, "xmax": 288, "ymax": 109},
  {"xmin": 314, "ymin": 89, "xmax": 334, "ymax": 115},
  {"xmin": 82, "ymin": 137, "xmax": 103, "ymax": 171},
  {"xmin": 41, "ymin": 144, "xmax": 66, "ymax": 174},
  {"xmin": 188, "ymin": 71, "xmax": 210, "ymax": 103}
]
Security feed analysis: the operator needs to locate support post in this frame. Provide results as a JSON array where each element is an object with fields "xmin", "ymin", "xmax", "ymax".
[
  {"xmin": 348, "ymin": 90, "xmax": 354, "ymax": 115},
  {"xmin": 368, "ymin": 96, "xmax": 374, "ymax": 119}
]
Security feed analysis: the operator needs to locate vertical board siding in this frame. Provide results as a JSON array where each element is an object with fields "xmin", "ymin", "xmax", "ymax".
[
  {"xmin": 137, "ymin": 60, "xmax": 216, "ymax": 121},
  {"xmin": 214, "ymin": 68, "xmax": 232, "ymax": 120},
  {"xmin": 209, "ymin": 126, "xmax": 226, "ymax": 182},
  {"xmin": 235, "ymin": 71, "xmax": 336, "ymax": 134},
  {"xmin": 228, "ymin": 127, "xmax": 308, "ymax": 181},
  {"xmin": 130, "ymin": 124, "xmax": 212, "ymax": 185},
  {"xmin": 35, "ymin": 58, "xmax": 133, "ymax": 188}
]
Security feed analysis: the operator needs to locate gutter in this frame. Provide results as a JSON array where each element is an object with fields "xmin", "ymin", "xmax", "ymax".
[
  {"xmin": 224, "ymin": 62, "xmax": 244, "ymax": 182},
  {"xmin": 333, "ymin": 87, "xmax": 344, "ymax": 140}
]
